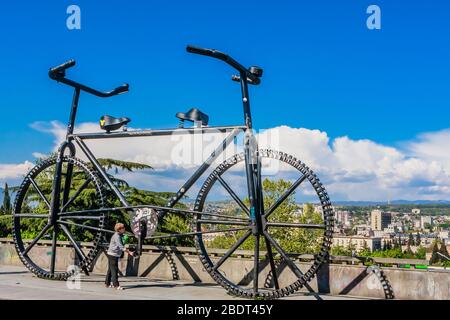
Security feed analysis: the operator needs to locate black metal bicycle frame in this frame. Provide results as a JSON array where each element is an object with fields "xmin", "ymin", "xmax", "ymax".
[{"xmin": 48, "ymin": 72, "xmax": 263, "ymax": 236}]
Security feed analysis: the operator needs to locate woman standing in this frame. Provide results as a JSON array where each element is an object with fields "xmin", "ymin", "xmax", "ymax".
[{"xmin": 105, "ymin": 223, "xmax": 134, "ymax": 290}]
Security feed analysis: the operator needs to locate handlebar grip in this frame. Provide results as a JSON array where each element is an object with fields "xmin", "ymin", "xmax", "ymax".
[
  {"xmin": 113, "ymin": 84, "xmax": 129, "ymax": 95},
  {"xmin": 186, "ymin": 45, "xmax": 227, "ymax": 60},
  {"xmin": 49, "ymin": 60, "xmax": 76, "ymax": 76},
  {"xmin": 186, "ymin": 45, "xmax": 213, "ymax": 56}
]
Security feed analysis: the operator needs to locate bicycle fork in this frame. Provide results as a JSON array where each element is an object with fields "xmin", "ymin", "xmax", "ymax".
[{"xmin": 244, "ymin": 130, "xmax": 264, "ymax": 235}]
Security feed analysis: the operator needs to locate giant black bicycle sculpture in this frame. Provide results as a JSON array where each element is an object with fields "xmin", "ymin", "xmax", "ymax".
[{"xmin": 12, "ymin": 45, "xmax": 334, "ymax": 299}]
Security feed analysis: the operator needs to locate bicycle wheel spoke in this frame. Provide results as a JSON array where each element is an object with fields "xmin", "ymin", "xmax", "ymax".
[
  {"xmin": 23, "ymin": 224, "xmax": 51, "ymax": 255},
  {"xmin": 266, "ymin": 222, "xmax": 325, "ymax": 229},
  {"xmin": 58, "ymin": 220, "xmax": 114, "ymax": 234},
  {"xmin": 216, "ymin": 175, "xmax": 250, "ymax": 216},
  {"xmin": 59, "ymin": 205, "xmax": 250, "ymax": 222},
  {"xmin": 50, "ymin": 226, "xmax": 58, "ymax": 275},
  {"xmin": 150, "ymin": 227, "xmax": 250, "ymax": 240},
  {"xmin": 253, "ymin": 234, "xmax": 260, "ymax": 294},
  {"xmin": 29, "ymin": 177, "xmax": 51, "ymax": 208},
  {"xmin": 61, "ymin": 177, "xmax": 92, "ymax": 212},
  {"xmin": 264, "ymin": 175, "xmax": 307, "ymax": 218},
  {"xmin": 196, "ymin": 219, "xmax": 250, "ymax": 227},
  {"xmin": 213, "ymin": 230, "xmax": 252, "ymax": 271},
  {"xmin": 264, "ymin": 232, "xmax": 304, "ymax": 279},
  {"xmin": 14, "ymin": 213, "xmax": 49, "ymax": 219},
  {"xmin": 59, "ymin": 224, "xmax": 87, "ymax": 260},
  {"xmin": 59, "ymin": 215, "xmax": 103, "ymax": 220},
  {"xmin": 264, "ymin": 234, "xmax": 279, "ymax": 290}
]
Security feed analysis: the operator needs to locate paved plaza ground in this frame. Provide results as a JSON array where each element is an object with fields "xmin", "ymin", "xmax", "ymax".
[{"xmin": 0, "ymin": 265, "xmax": 371, "ymax": 300}]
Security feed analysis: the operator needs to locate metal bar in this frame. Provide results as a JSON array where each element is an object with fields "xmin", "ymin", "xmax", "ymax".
[
  {"xmin": 29, "ymin": 178, "xmax": 51, "ymax": 208},
  {"xmin": 240, "ymin": 75, "xmax": 252, "ymax": 128},
  {"xmin": 74, "ymin": 136, "xmax": 129, "ymax": 207},
  {"xmin": 59, "ymin": 204, "xmax": 250, "ymax": 222},
  {"xmin": 216, "ymin": 175, "xmax": 250, "ymax": 216},
  {"xmin": 253, "ymin": 234, "xmax": 260, "ymax": 294},
  {"xmin": 66, "ymin": 88, "xmax": 81, "ymax": 136},
  {"xmin": 264, "ymin": 235, "xmax": 279, "ymax": 289},
  {"xmin": 213, "ymin": 230, "xmax": 252, "ymax": 271},
  {"xmin": 61, "ymin": 177, "xmax": 92, "ymax": 212},
  {"xmin": 266, "ymin": 222, "xmax": 325, "ymax": 229},
  {"xmin": 14, "ymin": 214, "xmax": 49, "ymax": 219},
  {"xmin": 197, "ymin": 219, "xmax": 249, "ymax": 226},
  {"xmin": 264, "ymin": 175, "xmax": 307, "ymax": 218},
  {"xmin": 50, "ymin": 225, "xmax": 58, "ymax": 275},
  {"xmin": 57, "ymin": 220, "xmax": 115, "ymax": 234},
  {"xmin": 148, "ymin": 227, "xmax": 250, "ymax": 240},
  {"xmin": 59, "ymin": 224, "xmax": 87, "ymax": 261},
  {"xmin": 264, "ymin": 232, "xmax": 304, "ymax": 279},
  {"xmin": 23, "ymin": 224, "xmax": 51, "ymax": 255},
  {"xmin": 71, "ymin": 126, "xmax": 246, "ymax": 140},
  {"xmin": 59, "ymin": 216, "xmax": 103, "ymax": 220}
]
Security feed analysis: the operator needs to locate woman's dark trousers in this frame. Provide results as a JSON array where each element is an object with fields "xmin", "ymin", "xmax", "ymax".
[{"xmin": 105, "ymin": 254, "xmax": 120, "ymax": 287}]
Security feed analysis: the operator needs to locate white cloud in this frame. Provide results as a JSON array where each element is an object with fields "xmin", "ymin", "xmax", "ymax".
[
  {"xmin": 0, "ymin": 162, "xmax": 33, "ymax": 186},
  {"xmin": 2, "ymin": 121, "xmax": 450, "ymax": 201}
]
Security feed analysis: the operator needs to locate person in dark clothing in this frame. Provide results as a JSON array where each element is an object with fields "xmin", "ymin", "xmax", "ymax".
[{"xmin": 105, "ymin": 223, "xmax": 134, "ymax": 290}]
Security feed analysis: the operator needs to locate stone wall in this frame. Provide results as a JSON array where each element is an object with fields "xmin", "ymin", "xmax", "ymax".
[{"xmin": 0, "ymin": 242, "xmax": 448, "ymax": 300}]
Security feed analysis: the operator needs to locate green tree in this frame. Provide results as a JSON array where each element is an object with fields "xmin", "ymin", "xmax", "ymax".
[
  {"xmin": 408, "ymin": 233, "xmax": 414, "ymax": 246},
  {"xmin": 331, "ymin": 245, "xmax": 352, "ymax": 256},
  {"xmin": 415, "ymin": 232, "xmax": 421, "ymax": 246},
  {"xmin": 1, "ymin": 183, "xmax": 11, "ymax": 214},
  {"xmin": 404, "ymin": 243, "xmax": 414, "ymax": 257},
  {"xmin": 439, "ymin": 241, "xmax": 449, "ymax": 261},
  {"xmin": 429, "ymin": 241, "xmax": 440, "ymax": 265},
  {"xmin": 415, "ymin": 246, "xmax": 426, "ymax": 260}
]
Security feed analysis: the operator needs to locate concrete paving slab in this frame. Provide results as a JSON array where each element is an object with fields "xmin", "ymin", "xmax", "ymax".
[{"xmin": 0, "ymin": 265, "xmax": 370, "ymax": 300}]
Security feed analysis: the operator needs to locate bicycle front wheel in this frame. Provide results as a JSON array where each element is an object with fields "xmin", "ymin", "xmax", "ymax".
[{"xmin": 194, "ymin": 149, "xmax": 334, "ymax": 299}]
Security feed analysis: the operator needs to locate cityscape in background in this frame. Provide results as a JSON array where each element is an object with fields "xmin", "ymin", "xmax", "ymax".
[{"xmin": 191, "ymin": 200, "xmax": 450, "ymax": 261}]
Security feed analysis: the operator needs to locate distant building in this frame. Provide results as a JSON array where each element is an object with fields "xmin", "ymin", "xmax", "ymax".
[
  {"xmin": 332, "ymin": 235, "xmax": 382, "ymax": 252},
  {"xmin": 413, "ymin": 219, "xmax": 421, "ymax": 230},
  {"xmin": 439, "ymin": 231, "xmax": 450, "ymax": 241},
  {"xmin": 355, "ymin": 224, "xmax": 369, "ymax": 236},
  {"xmin": 383, "ymin": 224, "xmax": 397, "ymax": 235},
  {"xmin": 335, "ymin": 210, "xmax": 351, "ymax": 227},
  {"xmin": 412, "ymin": 208, "xmax": 421, "ymax": 214},
  {"xmin": 373, "ymin": 230, "xmax": 386, "ymax": 238},
  {"xmin": 371, "ymin": 210, "xmax": 392, "ymax": 231},
  {"xmin": 420, "ymin": 216, "xmax": 432, "ymax": 229}
]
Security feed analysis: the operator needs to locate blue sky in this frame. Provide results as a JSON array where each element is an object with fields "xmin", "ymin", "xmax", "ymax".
[{"xmin": 0, "ymin": 1, "xmax": 449, "ymax": 201}]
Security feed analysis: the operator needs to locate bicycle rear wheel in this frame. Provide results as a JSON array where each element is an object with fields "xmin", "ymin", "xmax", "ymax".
[{"xmin": 194, "ymin": 149, "xmax": 334, "ymax": 299}]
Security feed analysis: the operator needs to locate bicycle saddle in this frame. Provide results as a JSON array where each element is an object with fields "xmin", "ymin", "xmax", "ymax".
[
  {"xmin": 100, "ymin": 115, "xmax": 131, "ymax": 132},
  {"xmin": 176, "ymin": 108, "xmax": 209, "ymax": 126}
]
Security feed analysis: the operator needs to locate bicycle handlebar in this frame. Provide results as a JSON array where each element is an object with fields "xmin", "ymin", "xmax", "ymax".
[
  {"xmin": 48, "ymin": 60, "xmax": 129, "ymax": 98},
  {"xmin": 186, "ymin": 45, "xmax": 261, "ymax": 85},
  {"xmin": 49, "ymin": 59, "xmax": 76, "ymax": 77}
]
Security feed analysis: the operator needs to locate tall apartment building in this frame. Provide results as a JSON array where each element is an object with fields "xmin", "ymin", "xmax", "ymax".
[
  {"xmin": 335, "ymin": 210, "xmax": 351, "ymax": 227},
  {"xmin": 371, "ymin": 210, "xmax": 392, "ymax": 231}
]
